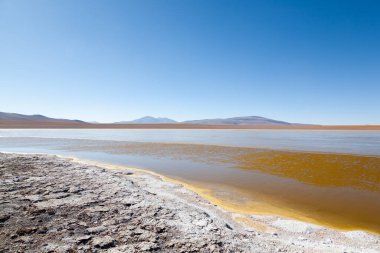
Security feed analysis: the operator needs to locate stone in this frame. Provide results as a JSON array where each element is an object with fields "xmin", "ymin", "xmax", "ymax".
[
  {"xmin": 87, "ymin": 226, "xmax": 107, "ymax": 234},
  {"xmin": 0, "ymin": 214, "xmax": 10, "ymax": 222},
  {"xmin": 93, "ymin": 236, "xmax": 116, "ymax": 249},
  {"xmin": 68, "ymin": 186, "xmax": 82, "ymax": 193},
  {"xmin": 16, "ymin": 227, "xmax": 37, "ymax": 236},
  {"xmin": 225, "ymin": 223, "xmax": 233, "ymax": 230},
  {"xmin": 139, "ymin": 241, "xmax": 159, "ymax": 251},
  {"xmin": 76, "ymin": 235, "xmax": 92, "ymax": 244},
  {"xmin": 193, "ymin": 219, "xmax": 209, "ymax": 227},
  {"xmin": 24, "ymin": 195, "xmax": 43, "ymax": 202}
]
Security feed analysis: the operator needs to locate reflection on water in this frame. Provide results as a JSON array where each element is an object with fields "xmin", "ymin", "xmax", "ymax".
[{"xmin": 1, "ymin": 133, "xmax": 380, "ymax": 234}]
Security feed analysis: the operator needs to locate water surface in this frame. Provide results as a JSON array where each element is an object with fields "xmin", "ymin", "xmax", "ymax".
[
  {"xmin": 1, "ymin": 129, "xmax": 380, "ymax": 234},
  {"xmin": 1, "ymin": 129, "xmax": 379, "ymax": 155}
]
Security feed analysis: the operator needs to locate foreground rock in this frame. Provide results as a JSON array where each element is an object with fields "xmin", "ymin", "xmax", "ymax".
[{"xmin": 0, "ymin": 153, "xmax": 379, "ymax": 252}]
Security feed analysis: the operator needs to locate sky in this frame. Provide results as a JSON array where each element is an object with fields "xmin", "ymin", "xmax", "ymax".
[{"xmin": 0, "ymin": 0, "xmax": 379, "ymax": 124}]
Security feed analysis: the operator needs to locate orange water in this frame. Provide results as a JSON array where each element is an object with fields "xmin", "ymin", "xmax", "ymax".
[
  {"xmin": 71, "ymin": 141, "xmax": 380, "ymax": 234},
  {"xmin": 2, "ymin": 137, "xmax": 380, "ymax": 234},
  {"xmin": 226, "ymin": 150, "xmax": 380, "ymax": 233}
]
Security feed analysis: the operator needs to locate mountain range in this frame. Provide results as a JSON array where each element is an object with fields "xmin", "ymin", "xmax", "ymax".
[
  {"xmin": 0, "ymin": 112, "xmax": 293, "ymax": 125},
  {"xmin": 116, "ymin": 116, "xmax": 291, "ymax": 125},
  {"xmin": 0, "ymin": 112, "xmax": 85, "ymax": 124},
  {"xmin": 1, "ymin": 112, "xmax": 379, "ymax": 130},
  {"xmin": 183, "ymin": 116, "xmax": 291, "ymax": 125},
  {"xmin": 115, "ymin": 116, "xmax": 177, "ymax": 124}
]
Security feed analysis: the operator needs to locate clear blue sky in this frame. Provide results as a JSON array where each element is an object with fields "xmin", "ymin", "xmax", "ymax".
[{"xmin": 1, "ymin": 0, "xmax": 379, "ymax": 124}]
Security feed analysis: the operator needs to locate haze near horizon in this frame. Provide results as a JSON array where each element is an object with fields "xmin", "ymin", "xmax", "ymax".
[{"xmin": 1, "ymin": 0, "xmax": 379, "ymax": 124}]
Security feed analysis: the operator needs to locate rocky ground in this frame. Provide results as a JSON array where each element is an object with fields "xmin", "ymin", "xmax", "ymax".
[{"xmin": 0, "ymin": 153, "xmax": 379, "ymax": 253}]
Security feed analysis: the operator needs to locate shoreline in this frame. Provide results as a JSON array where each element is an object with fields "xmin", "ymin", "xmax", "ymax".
[
  {"xmin": 1, "ymin": 152, "xmax": 379, "ymax": 252},
  {"xmin": 69, "ymin": 154, "xmax": 380, "ymax": 236},
  {"xmin": 1, "ymin": 139, "xmax": 380, "ymax": 233},
  {"xmin": 1, "ymin": 121, "xmax": 380, "ymax": 130}
]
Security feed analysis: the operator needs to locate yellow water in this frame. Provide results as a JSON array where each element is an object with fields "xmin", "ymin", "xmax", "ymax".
[
  {"xmin": 236, "ymin": 151, "xmax": 380, "ymax": 191},
  {"xmin": 203, "ymin": 150, "xmax": 380, "ymax": 234},
  {"xmin": 4, "ymin": 137, "xmax": 380, "ymax": 234},
  {"xmin": 69, "ymin": 141, "xmax": 380, "ymax": 234}
]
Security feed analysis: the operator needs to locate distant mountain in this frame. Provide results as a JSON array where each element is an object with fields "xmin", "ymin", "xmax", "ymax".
[
  {"xmin": 115, "ymin": 115, "xmax": 291, "ymax": 125},
  {"xmin": 0, "ymin": 112, "xmax": 86, "ymax": 124},
  {"xmin": 1, "ymin": 112, "xmax": 292, "ymax": 126},
  {"xmin": 115, "ymin": 116, "xmax": 177, "ymax": 124},
  {"xmin": 183, "ymin": 116, "xmax": 291, "ymax": 125}
]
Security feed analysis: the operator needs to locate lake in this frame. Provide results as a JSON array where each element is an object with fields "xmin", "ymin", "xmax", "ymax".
[{"xmin": 1, "ymin": 129, "xmax": 380, "ymax": 234}]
